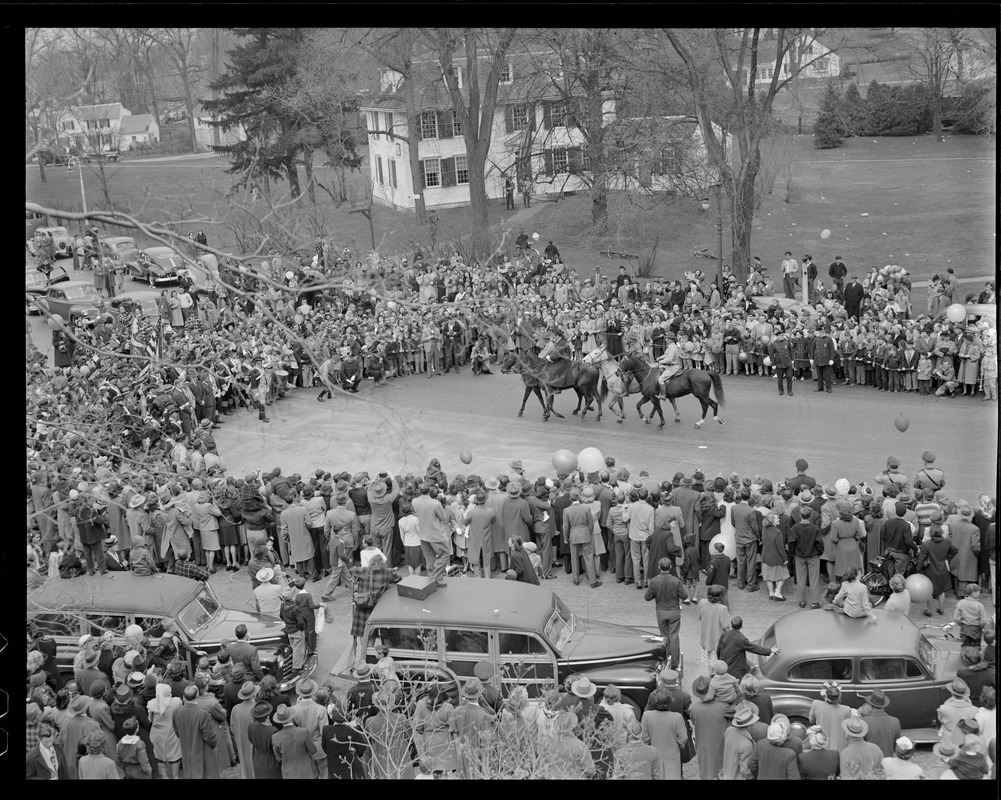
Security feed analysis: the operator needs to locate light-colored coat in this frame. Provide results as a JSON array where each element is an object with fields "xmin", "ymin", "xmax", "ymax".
[
  {"xmin": 230, "ymin": 698, "xmax": 256, "ymax": 779},
  {"xmin": 281, "ymin": 502, "xmax": 314, "ymax": 563}
]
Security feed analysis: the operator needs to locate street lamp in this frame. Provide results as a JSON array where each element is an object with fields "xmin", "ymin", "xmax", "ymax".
[
  {"xmin": 700, "ymin": 197, "xmax": 711, "ymax": 215},
  {"xmin": 68, "ymin": 156, "xmax": 88, "ymax": 270},
  {"xmin": 709, "ymin": 183, "xmax": 724, "ymax": 292}
]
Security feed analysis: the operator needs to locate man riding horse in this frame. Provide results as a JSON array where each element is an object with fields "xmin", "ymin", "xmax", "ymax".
[{"xmin": 655, "ymin": 330, "xmax": 683, "ymax": 399}]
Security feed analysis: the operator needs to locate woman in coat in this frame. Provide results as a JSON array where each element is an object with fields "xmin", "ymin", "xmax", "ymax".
[
  {"xmin": 247, "ymin": 701, "xmax": 282, "ymax": 778},
  {"xmin": 413, "ymin": 684, "xmax": 458, "ymax": 774},
  {"xmin": 193, "ymin": 490, "xmax": 222, "ymax": 573},
  {"xmin": 640, "ymin": 688, "xmax": 688, "ymax": 780},
  {"xmin": 831, "ymin": 501, "xmax": 864, "ymax": 581},
  {"xmin": 760, "ymin": 512, "xmax": 790, "ymax": 600},
  {"xmin": 918, "ymin": 520, "xmax": 958, "ymax": 616},
  {"xmin": 147, "ymin": 682, "xmax": 183, "ymax": 779},
  {"xmin": 689, "ymin": 676, "xmax": 727, "ymax": 780},
  {"xmin": 169, "ymin": 291, "xmax": 184, "ymax": 328}
]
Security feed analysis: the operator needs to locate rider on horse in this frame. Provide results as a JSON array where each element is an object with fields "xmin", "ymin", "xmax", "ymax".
[
  {"xmin": 539, "ymin": 328, "xmax": 573, "ymax": 363},
  {"xmin": 655, "ymin": 330, "xmax": 682, "ymax": 398}
]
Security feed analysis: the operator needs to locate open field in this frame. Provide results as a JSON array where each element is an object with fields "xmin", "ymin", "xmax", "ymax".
[{"xmin": 27, "ymin": 135, "xmax": 995, "ymax": 295}]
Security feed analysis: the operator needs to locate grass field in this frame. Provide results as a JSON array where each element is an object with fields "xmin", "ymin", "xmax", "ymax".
[{"xmin": 27, "ymin": 134, "xmax": 995, "ymax": 292}]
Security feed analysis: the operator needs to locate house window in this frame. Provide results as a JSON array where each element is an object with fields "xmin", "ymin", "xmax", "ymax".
[
  {"xmin": 552, "ymin": 148, "xmax": 568, "ymax": 173},
  {"xmin": 551, "ymin": 103, "xmax": 569, "ymax": 128},
  {"xmin": 804, "ymin": 43, "xmax": 814, "ymax": 56},
  {"xmin": 62, "ymin": 121, "xmax": 75, "ymax": 131},
  {"xmin": 382, "ymin": 112, "xmax": 392, "ymax": 136},
  {"xmin": 757, "ymin": 66, "xmax": 773, "ymax": 80},
  {"xmin": 581, "ymin": 151, "xmax": 591, "ymax": 171},
  {"xmin": 446, "ymin": 64, "xmax": 463, "ymax": 90},
  {"xmin": 455, "ymin": 155, "xmax": 469, "ymax": 185},
  {"xmin": 99, "ymin": 119, "xmax": 110, "ymax": 128},
  {"xmin": 500, "ymin": 62, "xmax": 513, "ymax": 84},
  {"xmin": 86, "ymin": 120, "xmax": 98, "ymax": 131},
  {"xmin": 511, "ymin": 104, "xmax": 529, "ymax": 131},
  {"xmin": 369, "ymin": 113, "xmax": 379, "ymax": 140},
  {"xmin": 657, "ymin": 146, "xmax": 682, "ymax": 176},
  {"xmin": 376, "ymin": 156, "xmax": 384, "ymax": 185},
  {"xmin": 451, "ymin": 109, "xmax": 462, "ymax": 138},
  {"xmin": 420, "ymin": 110, "xmax": 438, "ymax": 140},
  {"xmin": 815, "ymin": 57, "xmax": 830, "ymax": 72},
  {"xmin": 423, "ymin": 157, "xmax": 441, "ymax": 188},
  {"xmin": 388, "ymin": 159, "xmax": 397, "ymax": 189}
]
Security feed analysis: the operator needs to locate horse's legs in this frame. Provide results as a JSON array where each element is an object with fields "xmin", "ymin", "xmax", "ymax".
[
  {"xmin": 572, "ymin": 388, "xmax": 583, "ymax": 416},
  {"xmin": 653, "ymin": 398, "xmax": 666, "ymax": 429},
  {"xmin": 637, "ymin": 396, "xmax": 650, "ymax": 423},
  {"xmin": 545, "ymin": 386, "xmax": 565, "ymax": 419},
  {"xmin": 694, "ymin": 398, "xmax": 710, "ymax": 428},
  {"xmin": 667, "ymin": 397, "xmax": 681, "ymax": 423},
  {"xmin": 518, "ymin": 386, "xmax": 532, "ymax": 416}
]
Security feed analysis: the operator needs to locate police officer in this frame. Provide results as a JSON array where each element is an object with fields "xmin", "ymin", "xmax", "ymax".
[
  {"xmin": 769, "ymin": 330, "xmax": 795, "ymax": 396},
  {"xmin": 912, "ymin": 451, "xmax": 945, "ymax": 500},
  {"xmin": 874, "ymin": 456, "xmax": 910, "ymax": 496}
]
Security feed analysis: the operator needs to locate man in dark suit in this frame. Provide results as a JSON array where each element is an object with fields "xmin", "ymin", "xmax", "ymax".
[
  {"xmin": 716, "ymin": 616, "xmax": 779, "ymax": 680},
  {"xmin": 26, "ymin": 722, "xmax": 70, "ymax": 780},
  {"xmin": 645, "ymin": 558, "xmax": 688, "ymax": 668},
  {"xmin": 227, "ymin": 625, "xmax": 264, "ymax": 681},
  {"xmin": 809, "ymin": 327, "xmax": 837, "ymax": 393},
  {"xmin": 843, "ymin": 275, "xmax": 865, "ymax": 320},
  {"xmin": 828, "ymin": 256, "xmax": 848, "ymax": 298},
  {"xmin": 768, "ymin": 331, "xmax": 795, "ymax": 396},
  {"xmin": 785, "ymin": 459, "xmax": 816, "ymax": 495}
]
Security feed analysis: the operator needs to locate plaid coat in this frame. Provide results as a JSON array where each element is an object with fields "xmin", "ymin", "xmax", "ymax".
[{"xmin": 349, "ymin": 565, "xmax": 401, "ymax": 637}]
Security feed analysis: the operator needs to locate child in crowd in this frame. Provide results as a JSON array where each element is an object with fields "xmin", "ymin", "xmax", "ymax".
[
  {"xmin": 397, "ymin": 503, "xmax": 423, "ymax": 576},
  {"xmin": 359, "ymin": 536, "xmax": 383, "ymax": 569},
  {"xmin": 681, "ymin": 535, "xmax": 700, "ymax": 604},
  {"xmin": 953, "ymin": 584, "xmax": 992, "ymax": 646},
  {"xmin": 704, "ymin": 659, "xmax": 740, "ymax": 709}
]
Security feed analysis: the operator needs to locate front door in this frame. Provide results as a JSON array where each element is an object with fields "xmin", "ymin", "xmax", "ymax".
[
  {"xmin": 443, "ymin": 626, "xmax": 490, "ymax": 681},
  {"xmin": 853, "ymin": 656, "xmax": 938, "ymax": 730},
  {"xmin": 495, "ymin": 630, "xmax": 558, "ymax": 698}
]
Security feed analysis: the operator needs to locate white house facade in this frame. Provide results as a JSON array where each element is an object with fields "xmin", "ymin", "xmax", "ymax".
[
  {"xmin": 118, "ymin": 113, "xmax": 160, "ymax": 149},
  {"xmin": 57, "ymin": 103, "xmax": 130, "ymax": 150}
]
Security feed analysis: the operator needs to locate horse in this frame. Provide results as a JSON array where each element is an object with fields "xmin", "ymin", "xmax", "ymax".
[
  {"xmin": 583, "ymin": 344, "xmax": 646, "ymax": 423},
  {"xmin": 617, "ymin": 352, "xmax": 725, "ymax": 429},
  {"xmin": 501, "ymin": 351, "xmax": 606, "ymax": 422}
]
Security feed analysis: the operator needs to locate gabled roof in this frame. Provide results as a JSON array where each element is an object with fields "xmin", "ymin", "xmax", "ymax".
[
  {"xmin": 66, "ymin": 103, "xmax": 127, "ymax": 121},
  {"xmin": 118, "ymin": 114, "xmax": 154, "ymax": 135}
]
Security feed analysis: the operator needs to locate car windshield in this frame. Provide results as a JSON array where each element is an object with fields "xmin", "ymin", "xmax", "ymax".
[
  {"xmin": 917, "ymin": 635, "xmax": 936, "ymax": 674},
  {"xmin": 177, "ymin": 586, "xmax": 222, "ymax": 635},
  {"xmin": 26, "ymin": 272, "xmax": 43, "ymax": 286},
  {"xmin": 116, "ymin": 241, "xmax": 135, "ymax": 252},
  {"xmin": 64, "ymin": 286, "xmax": 99, "ymax": 301},
  {"xmin": 543, "ymin": 596, "xmax": 576, "ymax": 652}
]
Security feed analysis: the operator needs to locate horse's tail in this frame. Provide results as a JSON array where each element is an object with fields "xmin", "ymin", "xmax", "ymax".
[{"xmin": 710, "ymin": 369, "xmax": 725, "ymax": 408}]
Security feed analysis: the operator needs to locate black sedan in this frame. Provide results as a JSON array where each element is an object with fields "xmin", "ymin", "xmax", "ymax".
[{"xmin": 25, "ymin": 265, "xmax": 71, "ymax": 314}]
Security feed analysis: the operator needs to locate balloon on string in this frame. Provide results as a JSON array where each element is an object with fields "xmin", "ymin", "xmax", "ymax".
[
  {"xmin": 738, "ymin": 351, "xmax": 748, "ymax": 363},
  {"xmin": 552, "ymin": 449, "xmax": 577, "ymax": 474},
  {"xmin": 532, "ymin": 232, "xmax": 540, "ymax": 241},
  {"xmin": 820, "ymin": 229, "xmax": 831, "ymax": 239},
  {"xmin": 47, "ymin": 314, "xmax": 65, "ymax": 330},
  {"xmin": 945, "ymin": 303, "xmax": 966, "ymax": 324},
  {"xmin": 894, "ymin": 414, "xmax": 910, "ymax": 433},
  {"xmin": 293, "ymin": 314, "xmax": 303, "ymax": 324},
  {"xmin": 459, "ymin": 449, "xmax": 473, "ymax": 464},
  {"xmin": 763, "ymin": 356, "xmax": 772, "ymax": 367},
  {"xmin": 80, "ymin": 365, "xmax": 90, "ymax": 377},
  {"xmin": 904, "ymin": 573, "xmax": 933, "ymax": 603},
  {"xmin": 577, "ymin": 447, "xmax": 605, "ymax": 474},
  {"xmin": 708, "ymin": 532, "xmax": 736, "ymax": 560}
]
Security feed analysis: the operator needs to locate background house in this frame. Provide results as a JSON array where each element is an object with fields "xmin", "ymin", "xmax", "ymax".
[
  {"xmin": 56, "ymin": 103, "xmax": 130, "ymax": 151},
  {"xmin": 118, "ymin": 114, "xmax": 160, "ymax": 149}
]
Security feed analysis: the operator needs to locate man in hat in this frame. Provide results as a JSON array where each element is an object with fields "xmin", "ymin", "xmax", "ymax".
[
  {"xmin": 412, "ymin": 482, "xmax": 451, "ymax": 587},
  {"xmin": 27, "ymin": 720, "xmax": 70, "ymax": 780},
  {"xmin": 465, "ymin": 489, "xmax": 497, "ymax": 579},
  {"xmin": 769, "ymin": 330, "xmax": 795, "ymax": 396},
  {"xmin": 672, "ymin": 474, "xmax": 700, "ymax": 545},
  {"xmin": 839, "ymin": 712, "xmax": 883, "ymax": 779},
  {"xmin": 689, "ymin": 674, "xmax": 727, "ymax": 780},
  {"xmin": 859, "ymin": 689, "xmax": 901, "ymax": 757},
  {"xmin": 881, "ymin": 501, "xmax": 917, "ymax": 577},
  {"xmin": 623, "ymin": 488, "xmax": 655, "ymax": 589},
  {"xmin": 786, "ymin": 459, "xmax": 816, "ymax": 495},
  {"xmin": 452, "ymin": 678, "xmax": 495, "ymax": 778},
  {"xmin": 501, "ymin": 479, "xmax": 533, "ymax": 555},
  {"xmin": 829, "ymin": 255, "xmax": 847, "ymax": 297},
  {"xmin": 271, "ymin": 703, "xmax": 319, "ymax": 778},
  {"xmin": 749, "ymin": 721, "xmax": 800, "ymax": 779},
  {"xmin": 722, "ymin": 705, "xmax": 759, "ymax": 779},
  {"xmin": 809, "ymin": 326, "xmax": 837, "ymax": 393},
  {"xmin": 253, "ymin": 567, "xmax": 283, "ymax": 615},
  {"xmin": 912, "ymin": 451, "xmax": 946, "ymax": 499},
  {"xmin": 60, "ymin": 694, "xmax": 101, "ymax": 778},
  {"xmin": 781, "ymin": 251, "xmax": 799, "ymax": 300},
  {"xmin": 230, "ymin": 680, "xmax": 259, "ymax": 779},
  {"xmin": 563, "ymin": 487, "xmax": 600, "ymax": 588},
  {"xmin": 949, "ymin": 507, "xmax": 982, "ymax": 597},
  {"xmin": 291, "ymin": 678, "xmax": 328, "ymax": 777},
  {"xmin": 924, "ymin": 738, "xmax": 960, "ymax": 779},
  {"xmin": 368, "ymin": 473, "xmax": 400, "ymax": 559},
  {"xmin": 875, "ymin": 456, "xmax": 910, "ymax": 495},
  {"xmin": 346, "ymin": 663, "xmax": 377, "ymax": 720}
]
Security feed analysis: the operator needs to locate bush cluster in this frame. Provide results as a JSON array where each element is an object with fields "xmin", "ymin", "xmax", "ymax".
[{"xmin": 814, "ymin": 79, "xmax": 937, "ymax": 148}]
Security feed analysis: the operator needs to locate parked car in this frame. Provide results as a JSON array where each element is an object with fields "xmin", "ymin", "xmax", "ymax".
[
  {"xmin": 754, "ymin": 609, "xmax": 963, "ymax": 743},
  {"xmin": 27, "ymin": 573, "xmax": 308, "ymax": 693},
  {"xmin": 25, "ymin": 209, "xmax": 47, "ymax": 240},
  {"xmin": 130, "ymin": 246, "xmax": 185, "ymax": 286},
  {"xmin": 357, "ymin": 580, "xmax": 668, "ymax": 715},
  {"xmin": 31, "ymin": 280, "xmax": 105, "ymax": 322},
  {"xmin": 71, "ymin": 147, "xmax": 120, "ymax": 163},
  {"xmin": 35, "ymin": 149, "xmax": 68, "ymax": 166},
  {"xmin": 27, "ymin": 226, "xmax": 74, "ymax": 259},
  {"xmin": 98, "ymin": 235, "xmax": 140, "ymax": 269},
  {"xmin": 25, "ymin": 265, "xmax": 71, "ymax": 314},
  {"xmin": 108, "ymin": 290, "xmax": 160, "ymax": 322}
]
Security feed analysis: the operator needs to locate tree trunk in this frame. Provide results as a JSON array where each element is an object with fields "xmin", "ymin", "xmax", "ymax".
[
  {"xmin": 591, "ymin": 175, "xmax": 608, "ymax": 230},
  {"xmin": 466, "ymin": 144, "xmax": 490, "ymax": 258},
  {"xmin": 286, "ymin": 159, "xmax": 301, "ymax": 198},
  {"xmin": 335, "ymin": 164, "xmax": 347, "ymax": 203},
  {"xmin": 303, "ymin": 148, "xmax": 316, "ymax": 203},
  {"xmin": 731, "ymin": 159, "xmax": 758, "ymax": 284},
  {"xmin": 403, "ymin": 79, "xmax": 428, "ymax": 226},
  {"xmin": 931, "ymin": 94, "xmax": 944, "ymax": 142},
  {"xmin": 182, "ymin": 75, "xmax": 198, "ymax": 153}
]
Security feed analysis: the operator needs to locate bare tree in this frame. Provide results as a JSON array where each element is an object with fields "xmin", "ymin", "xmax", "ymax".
[
  {"xmin": 150, "ymin": 28, "xmax": 204, "ymax": 152},
  {"xmin": 907, "ymin": 28, "xmax": 964, "ymax": 143}
]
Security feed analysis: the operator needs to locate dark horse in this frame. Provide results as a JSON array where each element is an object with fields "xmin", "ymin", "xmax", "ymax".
[
  {"xmin": 501, "ymin": 352, "xmax": 606, "ymax": 422},
  {"xmin": 617, "ymin": 353, "xmax": 725, "ymax": 429}
]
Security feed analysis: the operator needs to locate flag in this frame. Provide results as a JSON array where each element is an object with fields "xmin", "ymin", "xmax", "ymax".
[{"xmin": 134, "ymin": 317, "xmax": 163, "ymax": 384}]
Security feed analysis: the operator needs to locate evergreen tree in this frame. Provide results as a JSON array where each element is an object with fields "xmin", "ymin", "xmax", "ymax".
[
  {"xmin": 813, "ymin": 80, "xmax": 847, "ymax": 148},
  {"xmin": 841, "ymin": 83, "xmax": 866, "ymax": 136}
]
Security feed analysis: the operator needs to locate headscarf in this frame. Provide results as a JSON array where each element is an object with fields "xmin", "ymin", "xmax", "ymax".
[{"xmin": 147, "ymin": 682, "xmax": 174, "ymax": 715}]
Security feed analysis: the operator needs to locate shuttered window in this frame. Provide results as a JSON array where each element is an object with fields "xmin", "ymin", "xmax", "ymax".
[
  {"xmin": 388, "ymin": 159, "xmax": 397, "ymax": 189},
  {"xmin": 455, "ymin": 155, "xmax": 469, "ymax": 185},
  {"xmin": 420, "ymin": 110, "xmax": 438, "ymax": 140},
  {"xmin": 422, "ymin": 158, "xmax": 440, "ymax": 188}
]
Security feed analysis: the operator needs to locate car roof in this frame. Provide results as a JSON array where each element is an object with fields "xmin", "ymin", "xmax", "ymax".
[
  {"xmin": 368, "ymin": 580, "xmax": 555, "ymax": 630},
  {"xmin": 103, "ymin": 236, "xmax": 136, "ymax": 245},
  {"xmin": 55, "ymin": 280, "xmax": 100, "ymax": 291},
  {"xmin": 144, "ymin": 246, "xmax": 179, "ymax": 256},
  {"xmin": 770, "ymin": 609, "xmax": 922, "ymax": 657},
  {"xmin": 27, "ymin": 574, "xmax": 203, "ymax": 617}
]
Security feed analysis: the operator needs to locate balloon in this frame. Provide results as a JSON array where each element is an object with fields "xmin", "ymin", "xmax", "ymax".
[
  {"xmin": 293, "ymin": 314, "xmax": 304, "ymax": 324},
  {"xmin": 738, "ymin": 351, "xmax": 748, "ymax": 362},
  {"xmin": 820, "ymin": 229, "xmax": 831, "ymax": 239},
  {"xmin": 709, "ymin": 532, "xmax": 736, "ymax": 561},
  {"xmin": 532, "ymin": 232, "xmax": 540, "ymax": 241},
  {"xmin": 905, "ymin": 573, "xmax": 934, "ymax": 604},
  {"xmin": 80, "ymin": 365, "xmax": 90, "ymax": 377},
  {"xmin": 459, "ymin": 449, "xmax": 472, "ymax": 464},
  {"xmin": 47, "ymin": 314, "xmax": 65, "ymax": 330},
  {"xmin": 894, "ymin": 414, "xmax": 910, "ymax": 433},
  {"xmin": 946, "ymin": 303, "xmax": 966, "ymax": 324},
  {"xmin": 552, "ymin": 449, "xmax": 577, "ymax": 474},
  {"xmin": 577, "ymin": 447, "xmax": 605, "ymax": 475},
  {"xmin": 763, "ymin": 356, "xmax": 772, "ymax": 367},
  {"xmin": 386, "ymin": 301, "xmax": 398, "ymax": 311},
  {"xmin": 760, "ymin": 335, "xmax": 770, "ymax": 345}
]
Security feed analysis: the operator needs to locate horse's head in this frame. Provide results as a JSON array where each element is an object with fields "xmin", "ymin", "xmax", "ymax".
[
  {"xmin": 582, "ymin": 346, "xmax": 604, "ymax": 365},
  {"xmin": 500, "ymin": 352, "xmax": 518, "ymax": 373}
]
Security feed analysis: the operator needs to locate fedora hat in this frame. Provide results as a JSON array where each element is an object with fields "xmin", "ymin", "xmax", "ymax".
[
  {"xmin": 506, "ymin": 481, "xmax": 522, "ymax": 497},
  {"xmin": 732, "ymin": 706, "xmax": 759, "ymax": 728},
  {"xmin": 250, "ymin": 701, "xmax": 272, "ymax": 722},
  {"xmin": 238, "ymin": 681, "xmax": 259, "ymax": 701},
  {"xmin": 933, "ymin": 739, "xmax": 958, "ymax": 760},
  {"xmin": 473, "ymin": 490, "xmax": 487, "ymax": 504},
  {"xmin": 680, "ymin": 476, "xmax": 693, "ymax": 486},
  {"xmin": 509, "ymin": 460, "xmax": 524, "ymax": 473},
  {"xmin": 484, "ymin": 477, "xmax": 500, "ymax": 491},
  {"xmin": 256, "ymin": 567, "xmax": 275, "ymax": 584},
  {"xmin": 948, "ymin": 677, "xmax": 970, "ymax": 698},
  {"xmin": 581, "ymin": 486, "xmax": 595, "ymax": 501},
  {"xmin": 691, "ymin": 675, "xmax": 710, "ymax": 698},
  {"xmin": 865, "ymin": 689, "xmax": 890, "ymax": 709},
  {"xmin": 114, "ymin": 683, "xmax": 132, "ymax": 700},
  {"xmin": 296, "ymin": 678, "xmax": 318, "ymax": 698},
  {"xmin": 82, "ymin": 649, "xmax": 100, "ymax": 667},
  {"xmin": 462, "ymin": 678, "xmax": 484, "ymax": 699},
  {"xmin": 353, "ymin": 663, "xmax": 373, "ymax": 679},
  {"xmin": 841, "ymin": 714, "xmax": 868, "ymax": 739},
  {"xmin": 370, "ymin": 481, "xmax": 387, "ymax": 499},
  {"xmin": 272, "ymin": 703, "xmax": 294, "ymax": 726},
  {"xmin": 69, "ymin": 695, "xmax": 89, "ymax": 715},
  {"xmin": 128, "ymin": 493, "xmax": 145, "ymax": 509},
  {"xmin": 571, "ymin": 676, "xmax": 596, "ymax": 699}
]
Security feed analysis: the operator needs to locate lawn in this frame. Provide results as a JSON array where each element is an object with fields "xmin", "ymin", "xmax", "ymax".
[{"xmin": 27, "ymin": 134, "xmax": 995, "ymax": 294}]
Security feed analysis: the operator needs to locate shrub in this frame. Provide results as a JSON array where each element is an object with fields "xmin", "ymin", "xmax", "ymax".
[
  {"xmin": 813, "ymin": 81, "xmax": 848, "ymax": 148},
  {"xmin": 855, "ymin": 80, "xmax": 932, "ymax": 137}
]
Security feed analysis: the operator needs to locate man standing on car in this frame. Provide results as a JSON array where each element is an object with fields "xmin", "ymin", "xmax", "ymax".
[
  {"xmin": 781, "ymin": 252, "xmax": 799, "ymax": 300},
  {"xmin": 829, "ymin": 256, "xmax": 848, "ymax": 299},
  {"xmin": 645, "ymin": 558, "xmax": 687, "ymax": 669}
]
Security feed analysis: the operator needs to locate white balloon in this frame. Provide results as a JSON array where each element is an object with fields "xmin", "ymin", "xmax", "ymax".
[{"xmin": 820, "ymin": 229, "xmax": 831, "ymax": 239}]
